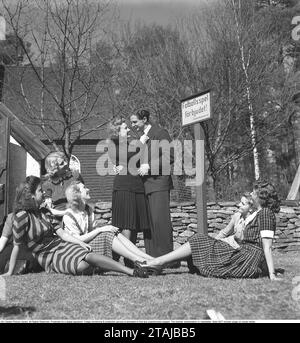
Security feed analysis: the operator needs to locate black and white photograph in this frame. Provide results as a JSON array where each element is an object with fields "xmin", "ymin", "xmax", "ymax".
[{"xmin": 0, "ymin": 0, "xmax": 300, "ymax": 326}]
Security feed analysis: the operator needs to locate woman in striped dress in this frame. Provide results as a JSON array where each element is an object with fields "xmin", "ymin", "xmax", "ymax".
[
  {"xmin": 62, "ymin": 181, "xmax": 153, "ymax": 264},
  {"xmin": 144, "ymin": 181, "xmax": 282, "ymax": 281},
  {"xmin": 2, "ymin": 176, "xmax": 148, "ymax": 278}
]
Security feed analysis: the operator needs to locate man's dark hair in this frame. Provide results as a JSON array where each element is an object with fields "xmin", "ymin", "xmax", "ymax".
[{"xmin": 135, "ymin": 109, "xmax": 150, "ymax": 121}]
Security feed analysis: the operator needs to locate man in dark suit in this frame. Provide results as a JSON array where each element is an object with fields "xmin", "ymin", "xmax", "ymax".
[{"xmin": 130, "ymin": 109, "xmax": 175, "ymax": 258}]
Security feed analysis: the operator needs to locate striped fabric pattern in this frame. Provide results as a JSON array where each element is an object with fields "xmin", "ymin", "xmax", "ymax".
[
  {"xmin": 63, "ymin": 207, "xmax": 116, "ymax": 257},
  {"xmin": 13, "ymin": 211, "xmax": 89, "ymax": 275},
  {"xmin": 188, "ymin": 208, "xmax": 276, "ymax": 279}
]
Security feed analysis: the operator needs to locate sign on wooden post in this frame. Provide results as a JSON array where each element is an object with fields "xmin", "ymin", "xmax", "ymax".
[{"xmin": 181, "ymin": 90, "xmax": 211, "ymax": 234}]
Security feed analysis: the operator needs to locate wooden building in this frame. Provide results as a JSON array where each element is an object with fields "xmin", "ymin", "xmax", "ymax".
[{"xmin": 0, "ymin": 102, "xmax": 51, "ymax": 228}]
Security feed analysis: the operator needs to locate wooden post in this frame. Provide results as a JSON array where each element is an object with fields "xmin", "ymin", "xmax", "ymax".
[
  {"xmin": 181, "ymin": 89, "xmax": 210, "ymax": 235},
  {"xmin": 194, "ymin": 122, "xmax": 207, "ymax": 234},
  {"xmin": 0, "ymin": 114, "xmax": 10, "ymax": 226}
]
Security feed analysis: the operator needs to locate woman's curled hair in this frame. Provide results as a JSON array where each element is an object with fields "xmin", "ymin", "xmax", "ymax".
[
  {"xmin": 65, "ymin": 181, "xmax": 84, "ymax": 210},
  {"xmin": 14, "ymin": 176, "xmax": 41, "ymax": 213},
  {"xmin": 44, "ymin": 151, "xmax": 68, "ymax": 177},
  {"xmin": 108, "ymin": 116, "xmax": 126, "ymax": 140},
  {"xmin": 253, "ymin": 180, "xmax": 281, "ymax": 213}
]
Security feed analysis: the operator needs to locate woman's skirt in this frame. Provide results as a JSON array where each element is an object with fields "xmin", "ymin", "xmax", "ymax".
[
  {"xmin": 89, "ymin": 231, "xmax": 115, "ymax": 258},
  {"xmin": 112, "ymin": 191, "xmax": 149, "ymax": 231},
  {"xmin": 34, "ymin": 239, "xmax": 90, "ymax": 276},
  {"xmin": 189, "ymin": 233, "xmax": 267, "ymax": 279}
]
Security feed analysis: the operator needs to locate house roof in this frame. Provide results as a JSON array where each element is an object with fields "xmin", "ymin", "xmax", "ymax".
[
  {"xmin": 2, "ymin": 65, "xmax": 112, "ymax": 141},
  {"xmin": 0, "ymin": 102, "xmax": 51, "ymax": 160}
]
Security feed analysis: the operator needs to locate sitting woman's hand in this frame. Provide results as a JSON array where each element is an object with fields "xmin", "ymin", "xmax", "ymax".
[
  {"xmin": 113, "ymin": 165, "xmax": 124, "ymax": 175},
  {"xmin": 270, "ymin": 273, "xmax": 284, "ymax": 281},
  {"xmin": 92, "ymin": 224, "xmax": 119, "ymax": 234},
  {"xmin": 105, "ymin": 225, "xmax": 120, "ymax": 233},
  {"xmin": 79, "ymin": 242, "xmax": 92, "ymax": 251},
  {"xmin": 1, "ymin": 272, "xmax": 12, "ymax": 276}
]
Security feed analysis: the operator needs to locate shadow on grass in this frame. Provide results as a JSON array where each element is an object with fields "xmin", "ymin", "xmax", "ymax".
[{"xmin": 0, "ymin": 306, "xmax": 36, "ymax": 318}]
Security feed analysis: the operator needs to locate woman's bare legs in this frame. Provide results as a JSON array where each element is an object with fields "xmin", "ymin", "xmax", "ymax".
[
  {"xmin": 119, "ymin": 229, "xmax": 135, "ymax": 267},
  {"xmin": 145, "ymin": 242, "xmax": 193, "ymax": 267},
  {"xmin": 78, "ymin": 252, "xmax": 133, "ymax": 276},
  {"xmin": 116, "ymin": 233, "xmax": 153, "ymax": 260},
  {"xmin": 112, "ymin": 237, "xmax": 150, "ymax": 263},
  {"xmin": 120, "ymin": 229, "xmax": 132, "ymax": 242}
]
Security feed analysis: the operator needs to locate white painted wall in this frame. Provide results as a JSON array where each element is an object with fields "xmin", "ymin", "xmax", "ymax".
[{"xmin": 9, "ymin": 136, "xmax": 40, "ymax": 176}]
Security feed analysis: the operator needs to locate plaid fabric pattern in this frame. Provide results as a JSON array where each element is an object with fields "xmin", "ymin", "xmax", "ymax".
[
  {"xmin": 89, "ymin": 231, "xmax": 115, "ymax": 258},
  {"xmin": 63, "ymin": 208, "xmax": 116, "ymax": 258},
  {"xmin": 189, "ymin": 208, "xmax": 276, "ymax": 279},
  {"xmin": 13, "ymin": 211, "xmax": 89, "ymax": 275}
]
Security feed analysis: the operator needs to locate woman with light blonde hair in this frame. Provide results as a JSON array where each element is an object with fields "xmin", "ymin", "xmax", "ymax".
[
  {"xmin": 3, "ymin": 176, "xmax": 149, "ymax": 278},
  {"xmin": 215, "ymin": 192, "xmax": 257, "ymax": 249},
  {"xmin": 144, "ymin": 180, "xmax": 282, "ymax": 280},
  {"xmin": 44, "ymin": 151, "xmax": 68, "ymax": 177},
  {"xmin": 63, "ymin": 181, "xmax": 153, "ymax": 270}
]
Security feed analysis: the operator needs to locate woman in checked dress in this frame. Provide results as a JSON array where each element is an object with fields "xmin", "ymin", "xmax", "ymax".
[{"xmin": 144, "ymin": 180, "xmax": 282, "ymax": 281}]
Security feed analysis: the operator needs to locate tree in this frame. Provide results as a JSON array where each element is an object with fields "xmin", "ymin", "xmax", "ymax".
[
  {"xmin": 1, "ymin": 0, "xmax": 117, "ymax": 157},
  {"xmin": 178, "ymin": 0, "xmax": 293, "ymax": 197},
  {"xmin": 0, "ymin": 32, "xmax": 32, "ymax": 65},
  {"xmin": 113, "ymin": 23, "xmax": 196, "ymax": 139}
]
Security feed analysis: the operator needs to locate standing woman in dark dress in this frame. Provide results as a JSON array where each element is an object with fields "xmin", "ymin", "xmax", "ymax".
[
  {"xmin": 144, "ymin": 180, "xmax": 282, "ymax": 281},
  {"xmin": 108, "ymin": 117, "xmax": 151, "ymax": 266}
]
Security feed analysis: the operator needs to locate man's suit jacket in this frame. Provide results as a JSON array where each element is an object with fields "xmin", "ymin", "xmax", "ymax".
[{"xmin": 142, "ymin": 125, "xmax": 174, "ymax": 195}]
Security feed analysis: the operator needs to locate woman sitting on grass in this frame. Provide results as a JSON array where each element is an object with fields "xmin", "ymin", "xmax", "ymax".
[
  {"xmin": 62, "ymin": 181, "xmax": 153, "ymax": 267},
  {"xmin": 215, "ymin": 192, "xmax": 258, "ymax": 249},
  {"xmin": 2, "ymin": 176, "xmax": 148, "ymax": 278},
  {"xmin": 0, "ymin": 213, "xmax": 41, "ymax": 274},
  {"xmin": 144, "ymin": 180, "xmax": 282, "ymax": 281}
]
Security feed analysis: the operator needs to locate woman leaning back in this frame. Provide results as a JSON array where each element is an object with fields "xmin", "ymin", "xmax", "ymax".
[
  {"xmin": 2, "ymin": 176, "xmax": 148, "ymax": 278},
  {"xmin": 144, "ymin": 180, "xmax": 282, "ymax": 281}
]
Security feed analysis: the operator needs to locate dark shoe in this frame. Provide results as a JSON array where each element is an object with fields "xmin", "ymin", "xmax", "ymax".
[
  {"xmin": 143, "ymin": 265, "xmax": 163, "ymax": 276},
  {"xmin": 124, "ymin": 258, "xmax": 134, "ymax": 269},
  {"xmin": 134, "ymin": 260, "xmax": 147, "ymax": 268},
  {"xmin": 132, "ymin": 266, "xmax": 149, "ymax": 278},
  {"xmin": 165, "ymin": 261, "xmax": 181, "ymax": 269},
  {"xmin": 275, "ymin": 268, "xmax": 285, "ymax": 275}
]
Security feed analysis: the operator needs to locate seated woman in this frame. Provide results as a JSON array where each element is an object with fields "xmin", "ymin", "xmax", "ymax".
[
  {"xmin": 0, "ymin": 213, "xmax": 41, "ymax": 274},
  {"xmin": 2, "ymin": 176, "xmax": 149, "ymax": 278},
  {"xmin": 144, "ymin": 180, "xmax": 282, "ymax": 281},
  {"xmin": 62, "ymin": 181, "xmax": 153, "ymax": 266},
  {"xmin": 215, "ymin": 192, "xmax": 257, "ymax": 249}
]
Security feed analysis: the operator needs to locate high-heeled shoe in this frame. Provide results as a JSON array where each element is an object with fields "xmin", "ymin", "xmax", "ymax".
[
  {"xmin": 132, "ymin": 265, "xmax": 149, "ymax": 278},
  {"xmin": 134, "ymin": 260, "xmax": 147, "ymax": 268},
  {"xmin": 143, "ymin": 265, "xmax": 163, "ymax": 276}
]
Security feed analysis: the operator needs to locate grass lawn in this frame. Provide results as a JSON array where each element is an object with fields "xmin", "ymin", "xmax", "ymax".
[{"xmin": 1, "ymin": 251, "xmax": 300, "ymax": 321}]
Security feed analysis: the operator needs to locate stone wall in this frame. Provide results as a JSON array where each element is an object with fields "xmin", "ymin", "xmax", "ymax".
[{"xmin": 94, "ymin": 201, "xmax": 300, "ymax": 252}]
